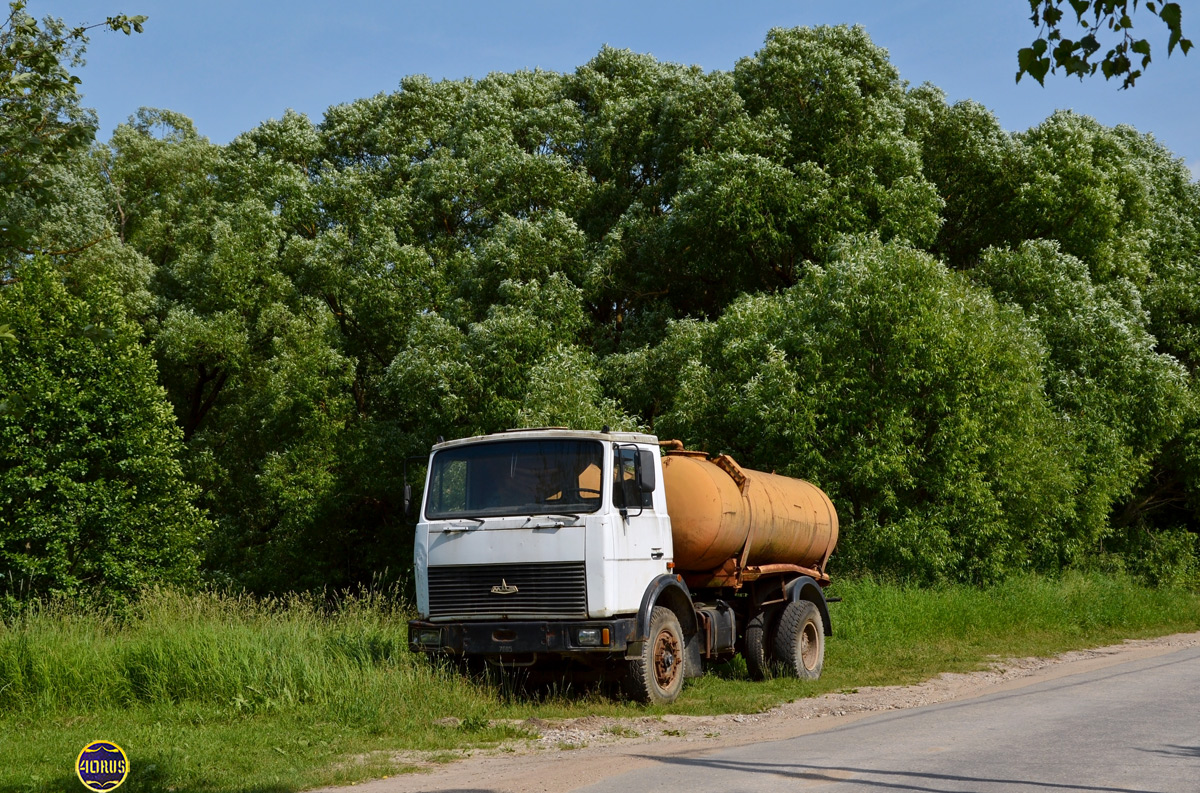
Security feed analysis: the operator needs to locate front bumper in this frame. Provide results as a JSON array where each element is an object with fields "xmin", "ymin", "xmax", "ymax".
[{"xmin": 408, "ymin": 618, "xmax": 637, "ymax": 656}]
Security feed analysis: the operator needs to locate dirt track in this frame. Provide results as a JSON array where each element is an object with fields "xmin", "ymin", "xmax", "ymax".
[{"xmin": 312, "ymin": 630, "xmax": 1200, "ymax": 793}]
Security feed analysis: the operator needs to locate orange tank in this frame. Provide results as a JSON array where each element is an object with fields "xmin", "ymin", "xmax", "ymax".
[{"xmin": 661, "ymin": 450, "xmax": 838, "ymax": 576}]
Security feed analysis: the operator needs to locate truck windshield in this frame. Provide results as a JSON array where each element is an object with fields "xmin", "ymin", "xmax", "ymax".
[{"xmin": 425, "ymin": 439, "xmax": 604, "ymax": 519}]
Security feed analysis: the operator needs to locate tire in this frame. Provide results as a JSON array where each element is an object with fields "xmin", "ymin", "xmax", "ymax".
[
  {"xmin": 773, "ymin": 599, "xmax": 824, "ymax": 680},
  {"xmin": 743, "ymin": 605, "xmax": 780, "ymax": 681},
  {"xmin": 625, "ymin": 606, "xmax": 686, "ymax": 704}
]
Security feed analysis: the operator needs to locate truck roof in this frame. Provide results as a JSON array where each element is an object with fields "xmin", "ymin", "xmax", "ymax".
[{"xmin": 431, "ymin": 427, "xmax": 660, "ymax": 451}]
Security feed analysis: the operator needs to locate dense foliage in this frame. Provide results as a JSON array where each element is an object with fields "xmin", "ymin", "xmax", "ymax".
[
  {"xmin": 0, "ymin": 259, "xmax": 206, "ymax": 600},
  {"xmin": 3, "ymin": 14, "xmax": 1199, "ymax": 597}
]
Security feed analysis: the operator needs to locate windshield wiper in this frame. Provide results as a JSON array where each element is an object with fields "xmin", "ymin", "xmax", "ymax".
[
  {"xmin": 524, "ymin": 513, "xmax": 580, "ymax": 528},
  {"xmin": 441, "ymin": 517, "xmax": 485, "ymax": 533}
]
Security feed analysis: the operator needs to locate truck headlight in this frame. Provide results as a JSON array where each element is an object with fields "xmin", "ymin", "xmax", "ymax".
[{"xmin": 417, "ymin": 628, "xmax": 442, "ymax": 647}]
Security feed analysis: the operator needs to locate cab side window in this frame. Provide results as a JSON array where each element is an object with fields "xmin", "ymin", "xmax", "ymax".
[{"xmin": 613, "ymin": 447, "xmax": 653, "ymax": 508}]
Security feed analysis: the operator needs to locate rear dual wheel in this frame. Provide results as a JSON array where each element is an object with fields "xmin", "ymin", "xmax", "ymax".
[{"xmin": 745, "ymin": 600, "xmax": 824, "ymax": 681}]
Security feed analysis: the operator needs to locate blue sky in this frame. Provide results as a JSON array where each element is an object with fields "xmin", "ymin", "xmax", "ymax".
[{"xmin": 47, "ymin": 1, "xmax": 1200, "ymax": 176}]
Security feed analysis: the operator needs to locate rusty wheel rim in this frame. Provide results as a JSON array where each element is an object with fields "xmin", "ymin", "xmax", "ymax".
[
  {"xmin": 652, "ymin": 627, "xmax": 682, "ymax": 691},
  {"xmin": 800, "ymin": 620, "xmax": 820, "ymax": 670}
]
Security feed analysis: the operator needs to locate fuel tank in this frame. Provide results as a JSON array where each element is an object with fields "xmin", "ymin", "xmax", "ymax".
[{"xmin": 661, "ymin": 449, "xmax": 838, "ymax": 574}]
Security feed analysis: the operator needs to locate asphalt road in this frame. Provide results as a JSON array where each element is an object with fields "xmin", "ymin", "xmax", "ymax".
[{"xmin": 577, "ymin": 646, "xmax": 1200, "ymax": 793}]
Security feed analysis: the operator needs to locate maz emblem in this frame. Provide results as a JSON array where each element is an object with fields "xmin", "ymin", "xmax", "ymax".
[{"xmin": 491, "ymin": 579, "xmax": 519, "ymax": 595}]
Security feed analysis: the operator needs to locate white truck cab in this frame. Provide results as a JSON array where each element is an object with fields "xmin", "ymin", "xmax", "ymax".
[{"xmin": 411, "ymin": 428, "xmax": 668, "ymax": 632}]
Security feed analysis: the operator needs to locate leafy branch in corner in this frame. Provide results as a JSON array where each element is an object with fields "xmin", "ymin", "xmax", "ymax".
[{"xmin": 1018, "ymin": 0, "xmax": 1192, "ymax": 88}]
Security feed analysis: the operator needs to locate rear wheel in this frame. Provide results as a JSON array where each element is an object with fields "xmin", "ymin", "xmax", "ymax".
[
  {"xmin": 625, "ymin": 606, "xmax": 685, "ymax": 704},
  {"xmin": 743, "ymin": 605, "xmax": 780, "ymax": 681},
  {"xmin": 773, "ymin": 600, "xmax": 824, "ymax": 680}
]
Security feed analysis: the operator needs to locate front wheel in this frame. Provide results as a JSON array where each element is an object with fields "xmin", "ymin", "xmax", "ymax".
[
  {"xmin": 773, "ymin": 600, "xmax": 824, "ymax": 680},
  {"xmin": 625, "ymin": 606, "xmax": 686, "ymax": 704}
]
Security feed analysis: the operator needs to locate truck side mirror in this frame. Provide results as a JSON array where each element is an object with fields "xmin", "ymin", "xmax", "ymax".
[
  {"xmin": 637, "ymin": 450, "xmax": 656, "ymax": 492},
  {"xmin": 401, "ymin": 454, "xmax": 428, "ymax": 520}
]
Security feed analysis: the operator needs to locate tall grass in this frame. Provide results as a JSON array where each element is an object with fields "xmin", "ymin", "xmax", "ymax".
[
  {"xmin": 1, "ymin": 587, "xmax": 494, "ymax": 724},
  {"xmin": 2, "ymin": 572, "xmax": 1198, "ymax": 792}
]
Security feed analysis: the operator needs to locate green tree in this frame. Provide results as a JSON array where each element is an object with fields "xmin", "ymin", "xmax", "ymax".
[
  {"xmin": 732, "ymin": 26, "xmax": 943, "ymax": 253},
  {"xmin": 905, "ymin": 86, "xmax": 1025, "ymax": 268},
  {"xmin": 913, "ymin": 101, "xmax": 1185, "ymax": 285},
  {"xmin": 384, "ymin": 273, "xmax": 633, "ymax": 439},
  {"xmin": 0, "ymin": 258, "xmax": 207, "ymax": 601},
  {"xmin": 569, "ymin": 27, "xmax": 944, "ymax": 343},
  {"xmin": 102, "ymin": 111, "xmax": 370, "ymax": 592},
  {"xmin": 1010, "ymin": 112, "xmax": 1160, "ymax": 284},
  {"xmin": 974, "ymin": 241, "xmax": 1189, "ymax": 563}
]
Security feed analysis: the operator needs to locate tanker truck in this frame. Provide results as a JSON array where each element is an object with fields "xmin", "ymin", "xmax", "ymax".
[{"xmin": 406, "ymin": 428, "xmax": 838, "ymax": 704}]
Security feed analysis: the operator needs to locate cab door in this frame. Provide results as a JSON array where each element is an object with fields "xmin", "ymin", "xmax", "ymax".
[{"xmin": 612, "ymin": 445, "xmax": 671, "ymax": 613}]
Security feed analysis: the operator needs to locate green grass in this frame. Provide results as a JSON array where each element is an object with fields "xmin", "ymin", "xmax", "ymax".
[
  {"xmin": 3, "ymin": 573, "xmax": 1198, "ymax": 792},
  {"xmin": 680, "ymin": 572, "xmax": 1200, "ymax": 713}
]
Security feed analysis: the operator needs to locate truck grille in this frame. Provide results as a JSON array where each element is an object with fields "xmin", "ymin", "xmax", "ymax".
[{"xmin": 427, "ymin": 562, "xmax": 588, "ymax": 618}]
